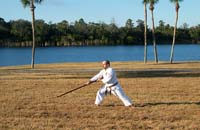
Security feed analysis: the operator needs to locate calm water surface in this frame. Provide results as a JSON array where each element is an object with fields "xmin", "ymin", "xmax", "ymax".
[{"xmin": 0, "ymin": 44, "xmax": 200, "ymax": 66}]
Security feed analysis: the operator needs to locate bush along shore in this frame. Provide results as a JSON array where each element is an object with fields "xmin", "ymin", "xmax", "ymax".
[{"xmin": 1, "ymin": 17, "xmax": 200, "ymax": 48}]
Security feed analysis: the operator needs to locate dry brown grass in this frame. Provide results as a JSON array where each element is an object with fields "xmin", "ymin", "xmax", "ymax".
[{"xmin": 0, "ymin": 62, "xmax": 200, "ymax": 130}]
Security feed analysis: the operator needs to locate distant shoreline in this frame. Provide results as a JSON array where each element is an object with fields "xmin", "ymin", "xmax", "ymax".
[{"xmin": 0, "ymin": 41, "xmax": 199, "ymax": 48}]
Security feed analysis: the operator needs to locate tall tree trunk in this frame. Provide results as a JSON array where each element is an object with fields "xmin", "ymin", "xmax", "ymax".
[
  {"xmin": 170, "ymin": 2, "xmax": 179, "ymax": 63},
  {"xmin": 31, "ymin": 0, "xmax": 36, "ymax": 69},
  {"xmin": 144, "ymin": 3, "xmax": 148, "ymax": 63},
  {"xmin": 151, "ymin": 9, "xmax": 158, "ymax": 63}
]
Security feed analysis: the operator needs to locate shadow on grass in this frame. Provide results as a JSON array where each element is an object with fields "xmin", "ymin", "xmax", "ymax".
[
  {"xmin": 1, "ymin": 67, "xmax": 200, "ymax": 79},
  {"xmin": 136, "ymin": 101, "xmax": 200, "ymax": 107},
  {"xmin": 117, "ymin": 70, "xmax": 200, "ymax": 78}
]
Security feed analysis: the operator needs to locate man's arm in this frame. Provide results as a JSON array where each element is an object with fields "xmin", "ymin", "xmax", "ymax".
[
  {"xmin": 86, "ymin": 71, "xmax": 103, "ymax": 85},
  {"xmin": 86, "ymin": 76, "xmax": 103, "ymax": 85}
]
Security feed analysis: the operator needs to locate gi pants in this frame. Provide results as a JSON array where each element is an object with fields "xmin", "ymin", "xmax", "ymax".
[{"xmin": 95, "ymin": 84, "xmax": 132, "ymax": 106}]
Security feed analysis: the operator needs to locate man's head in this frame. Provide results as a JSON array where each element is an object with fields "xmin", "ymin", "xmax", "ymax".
[{"xmin": 102, "ymin": 60, "xmax": 110, "ymax": 69}]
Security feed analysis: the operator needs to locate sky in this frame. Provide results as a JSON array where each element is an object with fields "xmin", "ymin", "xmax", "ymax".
[{"xmin": 0, "ymin": 0, "xmax": 199, "ymax": 27}]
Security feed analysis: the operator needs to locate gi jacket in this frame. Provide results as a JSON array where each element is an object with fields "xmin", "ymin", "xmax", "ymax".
[{"xmin": 90, "ymin": 67, "xmax": 118, "ymax": 88}]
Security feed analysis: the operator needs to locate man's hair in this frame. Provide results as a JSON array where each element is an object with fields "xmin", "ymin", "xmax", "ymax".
[{"xmin": 103, "ymin": 60, "xmax": 110, "ymax": 65}]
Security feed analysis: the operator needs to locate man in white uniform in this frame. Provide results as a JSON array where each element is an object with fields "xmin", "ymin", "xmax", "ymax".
[{"xmin": 87, "ymin": 60, "xmax": 132, "ymax": 107}]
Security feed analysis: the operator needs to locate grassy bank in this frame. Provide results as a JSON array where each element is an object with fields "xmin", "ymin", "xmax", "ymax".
[{"xmin": 0, "ymin": 62, "xmax": 200, "ymax": 129}]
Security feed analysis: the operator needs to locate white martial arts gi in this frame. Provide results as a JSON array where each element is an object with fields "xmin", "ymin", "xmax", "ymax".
[{"xmin": 90, "ymin": 67, "xmax": 132, "ymax": 106}]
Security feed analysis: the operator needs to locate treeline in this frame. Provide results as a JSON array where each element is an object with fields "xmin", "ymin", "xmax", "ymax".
[{"xmin": 0, "ymin": 17, "xmax": 200, "ymax": 47}]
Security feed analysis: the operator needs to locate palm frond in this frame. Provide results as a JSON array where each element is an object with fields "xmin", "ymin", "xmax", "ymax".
[
  {"xmin": 21, "ymin": 0, "xmax": 30, "ymax": 7},
  {"xmin": 21, "ymin": 0, "xmax": 44, "ymax": 8},
  {"xmin": 142, "ymin": 0, "xmax": 149, "ymax": 4},
  {"xmin": 149, "ymin": 0, "xmax": 159, "ymax": 4},
  {"xmin": 35, "ymin": 0, "xmax": 44, "ymax": 4},
  {"xmin": 170, "ymin": 0, "xmax": 183, "ymax": 3}
]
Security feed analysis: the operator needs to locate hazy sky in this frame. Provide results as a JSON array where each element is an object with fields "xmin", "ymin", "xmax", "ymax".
[{"xmin": 0, "ymin": 0, "xmax": 199, "ymax": 27}]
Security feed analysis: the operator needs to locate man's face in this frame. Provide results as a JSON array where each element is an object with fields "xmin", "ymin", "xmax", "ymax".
[{"xmin": 102, "ymin": 61, "xmax": 109, "ymax": 69}]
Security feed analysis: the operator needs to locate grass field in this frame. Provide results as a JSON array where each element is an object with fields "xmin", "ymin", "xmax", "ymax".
[{"xmin": 0, "ymin": 62, "xmax": 200, "ymax": 130}]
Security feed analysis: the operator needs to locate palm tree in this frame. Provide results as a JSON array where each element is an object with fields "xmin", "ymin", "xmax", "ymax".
[
  {"xmin": 148, "ymin": 0, "xmax": 159, "ymax": 63},
  {"xmin": 143, "ymin": 0, "xmax": 148, "ymax": 63},
  {"xmin": 170, "ymin": 0, "xmax": 183, "ymax": 63},
  {"xmin": 21, "ymin": 0, "xmax": 44, "ymax": 69}
]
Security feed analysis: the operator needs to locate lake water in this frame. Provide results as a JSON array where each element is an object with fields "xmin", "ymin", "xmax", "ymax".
[{"xmin": 0, "ymin": 44, "xmax": 200, "ymax": 66}]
